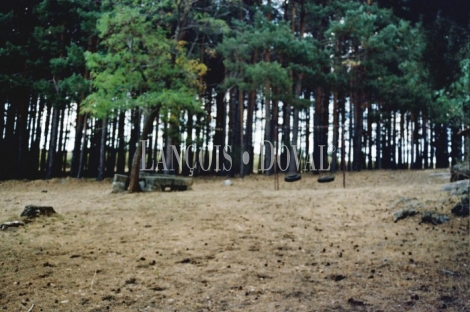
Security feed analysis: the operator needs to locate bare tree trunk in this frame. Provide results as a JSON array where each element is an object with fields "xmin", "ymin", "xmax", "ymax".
[
  {"xmin": 305, "ymin": 92, "xmax": 311, "ymax": 172},
  {"xmin": 423, "ymin": 114, "xmax": 429, "ymax": 169},
  {"xmin": 128, "ymin": 108, "xmax": 159, "ymax": 193},
  {"xmin": 450, "ymin": 125, "xmax": 462, "ymax": 166},
  {"xmin": 263, "ymin": 47, "xmax": 273, "ymax": 175},
  {"xmin": 70, "ymin": 104, "xmax": 85, "ymax": 176},
  {"xmin": 0, "ymin": 96, "xmax": 4, "ymax": 179},
  {"xmin": 366, "ymin": 105, "xmax": 373, "ymax": 169},
  {"xmin": 288, "ymin": 74, "xmax": 302, "ymax": 174},
  {"xmin": 332, "ymin": 89, "xmax": 340, "ymax": 172},
  {"xmin": 352, "ymin": 90, "xmax": 363, "ymax": 171},
  {"xmin": 40, "ymin": 103, "xmax": 52, "ymax": 175},
  {"xmin": 31, "ymin": 96, "xmax": 45, "ymax": 178},
  {"xmin": 376, "ymin": 104, "xmax": 381, "ymax": 170},
  {"xmin": 56, "ymin": 107, "xmax": 65, "ymax": 175},
  {"xmin": 97, "ymin": 116, "xmax": 107, "ymax": 181},
  {"xmin": 77, "ymin": 114, "xmax": 88, "ymax": 179},
  {"xmin": 106, "ymin": 114, "xmax": 118, "ymax": 176},
  {"xmin": 314, "ymin": 86, "xmax": 329, "ymax": 172},
  {"xmin": 245, "ymin": 90, "xmax": 255, "ymax": 175},
  {"xmin": 116, "ymin": 111, "xmax": 126, "ymax": 174},
  {"xmin": 62, "ymin": 108, "xmax": 72, "ymax": 174},
  {"xmin": 228, "ymin": 88, "xmax": 240, "ymax": 177},
  {"xmin": 45, "ymin": 106, "xmax": 60, "ymax": 179},
  {"xmin": 398, "ymin": 110, "xmax": 404, "ymax": 168},
  {"xmin": 213, "ymin": 91, "xmax": 226, "ymax": 175},
  {"xmin": 15, "ymin": 91, "xmax": 30, "ymax": 179},
  {"xmin": 239, "ymin": 89, "xmax": 245, "ymax": 177}
]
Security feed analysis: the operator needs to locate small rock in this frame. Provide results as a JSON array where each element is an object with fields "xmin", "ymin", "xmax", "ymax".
[
  {"xmin": 330, "ymin": 274, "xmax": 346, "ymax": 281},
  {"xmin": 222, "ymin": 179, "xmax": 233, "ymax": 186},
  {"xmin": 125, "ymin": 278, "xmax": 136, "ymax": 285},
  {"xmin": 348, "ymin": 298, "xmax": 366, "ymax": 306},
  {"xmin": 0, "ymin": 221, "xmax": 25, "ymax": 231},
  {"xmin": 411, "ymin": 294, "xmax": 419, "ymax": 301},
  {"xmin": 451, "ymin": 196, "xmax": 469, "ymax": 217}
]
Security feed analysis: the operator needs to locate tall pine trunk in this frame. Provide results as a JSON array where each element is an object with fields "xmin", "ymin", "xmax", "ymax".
[
  {"xmin": 77, "ymin": 114, "xmax": 88, "ymax": 178},
  {"xmin": 0, "ymin": 96, "xmax": 4, "ymax": 179},
  {"xmin": 228, "ymin": 88, "xmax": 240, "ymax": 177},
  {"xmin": 15, "ymin": 91, "xmax": 31, "ymax": 179},
  {"xmin": 116, "ymin": 111, "xmax": 126, "ymax": 174},
  {"xmin": 450, "ymin": 125, "xmax": 462, "ymax": 166},
  {"xmin": 128, "ymin": 108, "xmax": 140, "ymax": 174},
  {"xmin": 423, "ymin": 115, "xmax": 429, "ymax": 168},
  {"xmin": 128, "ymin": 108, "xmax": 159, "ymax": 192},
  {"xmin": 245, "ymin": 90, "xmax": 255, "ymax": 175},
  {"xmin": 213, "ymin": 91, "xmax": 226, "ymax": 175},
  {"xmin": 376, "ymin": 105, "xmax": 381, "ymax": 170},
  {"xmin": 352, "ymin": 91, "xmax": 363, "ymax": 171},
  {"xmin": 97, "ymin": 116, "xmax": 107, "ymax": 181},
  {"xmin": 263, "ymin": 48, "xmax": 273, "ymax": 175},
  {"xmin": 106, "ymin": 114, "xmax": 118, "ymax": 176},
  {"xmin": 398, "ymin": 110, "xmax": 404, "ymax": 168},
  {"xmin": 314, "ymin": 87, "xmax": 329, "ymax": 172},
  {"xmin": 70, "ymin": 104, "xmax": 85, "ymax": 177},
  {"xmin": 238, "ymin": 89, "xmax": 245, "ymax": 177},
  {"xmin": 332, "ymin": 89, "xmax": 340, "ymax": 172},
  {"xmin": 56, "ymin": 107, "xmax": 65, "ymax": 175},
  {"xmin": 45, "ymin": 106, "xmax": 60, "ymax": 179}
]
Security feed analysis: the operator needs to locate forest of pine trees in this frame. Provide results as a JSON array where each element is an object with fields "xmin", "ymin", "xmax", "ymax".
[{"xmin": 1, "ymin": 0, "xmax": 469, "ymax": 183}]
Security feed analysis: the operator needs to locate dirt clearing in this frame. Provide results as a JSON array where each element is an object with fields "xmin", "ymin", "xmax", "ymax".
[{"xmin": 0, "ymin": 170, "xmax": 469, "ymax": 311}]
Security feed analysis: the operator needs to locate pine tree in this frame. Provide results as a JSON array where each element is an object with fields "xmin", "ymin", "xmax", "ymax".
[{"xmin": 83, "ymin": 1, "xmax": 207, "ymax": 191}]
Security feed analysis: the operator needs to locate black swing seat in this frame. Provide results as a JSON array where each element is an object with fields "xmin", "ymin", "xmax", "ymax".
[
  {"xmin": 284, "ymin": 174, "xmax": 302, "ymax": 182},
  {"xmin": 318, "ymin": 176, "xmax": 335, "ymax": 183}
]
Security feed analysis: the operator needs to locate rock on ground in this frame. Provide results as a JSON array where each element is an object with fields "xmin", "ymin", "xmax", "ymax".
[
  {"xmin": 420, "ymin": 211, "xmax": 450, "ymax": 225},
  {"xmin": 393, "ymin": 208, "xmax": 418, "ymax": 222},
  {"xmin": 451, "ymin": 195, "xmax": 469, "ymax": 217},
  {"xmin": 441, "ymin": 180, "xmax": 469, "ymax": 196},
  {"xmin": 451, "ymin": 162, "xmax": 470, "ymax": 182},
  {"xmin": 20, "ymin": 205, "xmax": 56, "ymax": 218},
  {"xmin": 0, "ymin": 221, "xmax": 25, "ymax": 231}
]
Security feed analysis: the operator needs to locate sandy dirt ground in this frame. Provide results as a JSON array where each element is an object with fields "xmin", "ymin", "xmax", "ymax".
[{"xmin": 0, "ymin": 170, "xmax": 469, "ymax": 312}]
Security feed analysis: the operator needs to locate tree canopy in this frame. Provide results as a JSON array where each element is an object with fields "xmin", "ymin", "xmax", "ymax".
[{"xmin": 0, "ymin": 0, "xmax": 468, "ymax": 184}]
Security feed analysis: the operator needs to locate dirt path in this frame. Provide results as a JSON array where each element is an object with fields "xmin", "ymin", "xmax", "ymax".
[{"xmin": 0, "ymin": 170, "xmax": 468, "ymax": 311}]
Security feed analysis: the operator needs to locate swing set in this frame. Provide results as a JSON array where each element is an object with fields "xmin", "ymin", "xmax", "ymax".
[{"xmin": 279, "ymin": 124, "xmax": 347, "ymax": 190}]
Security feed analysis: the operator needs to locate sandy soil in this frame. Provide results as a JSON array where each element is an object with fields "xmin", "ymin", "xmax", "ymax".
[{"xmin": 0, "ymin": 170, "xmax": 469, "ymax": 312}]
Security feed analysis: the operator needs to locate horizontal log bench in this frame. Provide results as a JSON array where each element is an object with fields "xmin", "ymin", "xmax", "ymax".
[{"xmin": 113, "ymin": 173, "xmax": 193, "ymax": 192}]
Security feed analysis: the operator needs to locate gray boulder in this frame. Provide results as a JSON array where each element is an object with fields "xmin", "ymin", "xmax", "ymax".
[
  {"xmin": 451, "ymin": 195, "xmax": 469, "ymax": 217},
  {"xmin": 420, "ymin": 211, "xmax": 450, "ymax": 225},
  {"xmin": 393, "ymin": 208, "xmax": 418, "ymax": 222}
]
